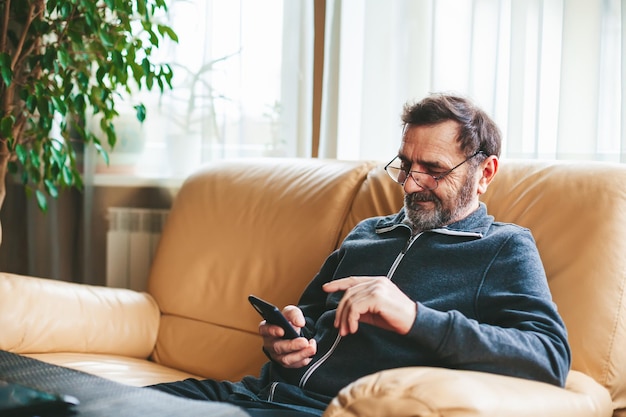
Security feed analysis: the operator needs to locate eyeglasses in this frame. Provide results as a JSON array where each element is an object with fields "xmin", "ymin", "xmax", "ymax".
[{"xmin": 384, "ymin": 151, "xmax": 485, "ymax": 191}]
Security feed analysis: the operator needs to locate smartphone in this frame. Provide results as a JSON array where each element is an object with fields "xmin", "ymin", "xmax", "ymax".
[
  {"xmin": 248, "ymin": 295, "xmax": 301, "ymax": 339},
  {"xmin": 0, "ymin": 379, "xmax": 79, "ymax": 416}
]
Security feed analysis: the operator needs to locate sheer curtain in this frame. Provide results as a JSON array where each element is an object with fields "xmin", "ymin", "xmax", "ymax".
[{"xmin": 319, "ymin": 0, "xmax": 625, "ymax": 162}]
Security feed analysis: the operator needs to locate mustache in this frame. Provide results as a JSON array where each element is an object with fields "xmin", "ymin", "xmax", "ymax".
[{"xmin": 405, "ymin": 192, "xmax": 439, "ymax": 204}]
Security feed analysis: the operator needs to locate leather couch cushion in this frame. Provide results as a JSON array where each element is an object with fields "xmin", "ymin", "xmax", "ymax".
[
  {"xmin": 0, "ymin": 273, "xmax": 159, "ymax": 358},
  {"xmin": 148, "ymin": 158, "xmax": 379, "ymax": 380}
]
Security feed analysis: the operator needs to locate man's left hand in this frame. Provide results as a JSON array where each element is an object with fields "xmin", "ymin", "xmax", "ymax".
[{"xmin": 322, "ymin": 276, "xmax": 417, "ymax": 336}]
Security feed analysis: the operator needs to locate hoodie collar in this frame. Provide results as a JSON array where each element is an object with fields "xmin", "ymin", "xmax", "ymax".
[{"xmin": 376, "ymin": 202, "xmax": 494, "ymax": 238}]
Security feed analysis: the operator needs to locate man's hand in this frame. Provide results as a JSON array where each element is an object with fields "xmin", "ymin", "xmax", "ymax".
[
  {"xmin": 323, "ymin": 276, "xmax": 417, "ymax": 336},
  {"xmin": 259, "ymin": 305, "xmax": 317, "ymax": 368}
]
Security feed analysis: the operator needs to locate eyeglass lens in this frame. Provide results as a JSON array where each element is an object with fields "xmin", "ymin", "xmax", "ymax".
[{"xmin": 385, "ymin": 164, "xmax": 438, "ymax": 190}]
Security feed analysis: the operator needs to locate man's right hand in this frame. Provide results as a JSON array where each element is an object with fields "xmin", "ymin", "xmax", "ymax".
[{"xmin": 258, "ymin": 305, "xmax": 317, "ymax": 368}]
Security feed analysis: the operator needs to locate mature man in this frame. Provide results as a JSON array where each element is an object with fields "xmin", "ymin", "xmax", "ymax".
[{"xmin": 151, "ymin": 93, "xmax": 571, "ymax": 416}]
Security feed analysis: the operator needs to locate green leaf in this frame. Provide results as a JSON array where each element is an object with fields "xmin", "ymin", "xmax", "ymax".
[
  {"xmin": 137, "ymin": 0, "xmax": 146, "ymax": 16},
  {"xmin": 35, "ymin": 190, "xmax": 48, "ymax": 213},
  {"xmin": 131, "ymin": 62, "xmax": 143, "ymax": 85},
  {"xmin": 74, "ymin": 94, "xmax": 86, "ymax": 113},
  {"xmin": 37, "ymin": 95, "xmax": 50, "ymax": 117},
  {"xmin": 16, "ymin": 144, "xmax": 27, "ymax": 164},
  {"xmin": 29, "ymin": 161, "xmax": 41, "ymax": 182},
  {"xmin": 84, "ymin": 10, "xmax": 94, "ymax": 27},
  {"xmin": 111, "ymin": 50, "xmax": 123, "ymax": 68},
  {"xmin": 93, "ymin": 142, "xmax": 110, "ymax": 166},
  {"xmin": 63, "ymin": 81, "xmax": 73, "ymax": 97},
  {"xmin": 47, "ymin": 0, "xmax": 58, "ymax": 13},
  {"xmin": 44, "ymin": 48, "xmax": 56, "ymax": 69},
  {"xmin": 134, "ymin": 104, "xmax": 146, "ymax": 122},
  {"xmin": 0, "ymin": 53, "xmax": 12, "ymax": 86},
  {"xmin": 50, "ymin": 143, "xmax": 66, "ymax": 167},
  {"xmin": 105, "ymin": 126, "xmax": 116, "ymax": 148},
  {"xmin": 99, "ymin": 30, "xmax": 114, "ymax": 48},
  {"xmin": 62, "ymin": 165, "xmax": 74, "ymax": 186},
  {"xmin": 146, "ymin": 73, "xmax": 154, "ymax": 89},
  {"xmin": 141, "ymin": 58, "xmax": 151, "ymax": 75},
  {"xmin": 57, "ymin": 49, "xmax": 70, "ymax": 68},
  {"xmin": 77, "ymin": 72, "xmax": 90, "ymax": 89},
  {"xmin": 95, "ymin": 67, "xmax": 105, "ymax": 84},
  {"xmin": 60, "ymin": 2, "xmax": 73, "ymax": 19},
  {"xmin": 158, "ymin": 25, "xmax": 179, "ymax": 43},
  {"xmin": 52, "ymin": 96, "xmax": 68, "ymax": 115},
  {"xmin": 0, "ymin": 115, "xmax": 15, "ymax": 137},
  {"xmin": 44, "ymin": 179, "xmax": 59, "ymax": 199},
  {"xmin": 26, "ymin": 95, "xmax": 37, "ymax": 113},
  {"xmin": 29, "ymin": 150, "xmax": 40, "ymax": 169}
]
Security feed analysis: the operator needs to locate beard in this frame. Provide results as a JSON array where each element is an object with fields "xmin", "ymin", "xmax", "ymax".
[{"xmin": 404, "ymin": 170, "xmax": 476, "ymax": 232}]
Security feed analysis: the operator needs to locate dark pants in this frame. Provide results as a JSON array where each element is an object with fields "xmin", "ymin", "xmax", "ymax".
[{"xmin": 148, "ymin": 375, "xmax": 331, "ymax": 417}]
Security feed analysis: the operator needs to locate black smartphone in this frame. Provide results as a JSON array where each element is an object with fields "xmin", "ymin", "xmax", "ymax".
[
  {"xmin": 248, "ymin": 295, "xmax": 301, "ymax": 339},
  {"xmin": 0, "ymin": 379, "xmax": 79, "ymax": 416}
]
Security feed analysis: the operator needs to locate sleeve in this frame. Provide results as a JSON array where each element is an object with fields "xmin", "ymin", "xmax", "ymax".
[{"xmin": 408, "ymin": 229, "xmax": 571, "ymax": 387}]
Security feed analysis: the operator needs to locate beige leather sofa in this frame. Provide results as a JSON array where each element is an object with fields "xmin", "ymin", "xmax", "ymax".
[{"xmin": 1, "ymin": 158, "xmax": 625, "ymax": 416}]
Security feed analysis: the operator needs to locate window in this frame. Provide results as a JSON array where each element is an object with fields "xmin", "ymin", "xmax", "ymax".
[{"xmin": 92, "ymin": 0, "xmax": 313, "ymax": 183}]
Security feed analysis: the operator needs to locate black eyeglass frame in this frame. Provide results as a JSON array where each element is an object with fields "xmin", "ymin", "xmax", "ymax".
[{"xmin": 384, "ymin": 150, "xmax": 486, "ymax": 190}]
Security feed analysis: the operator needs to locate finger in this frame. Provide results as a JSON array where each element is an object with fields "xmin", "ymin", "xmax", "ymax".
[
  {"xmin": 322, "ymin": 277, "xmax": 362, "ymax": 292},
  {"xmin": 282, "ymin": 305, "xmax": 306, "ymax": 328},
  {"xmin": 283, "ymin": 340, "xmax": 317, "ymax": 368},
  {"xmin": 259, "ymin": 321, "xmax": 289, "ymax": 339},
  {"xmin": 335, "ymin": 282, "xmax": 385, "ymax": 335},
  {"xmin": 264, "ymin": 337, "xmax": 305, "ymax": 361},
  {"xmin": 337, "ymin": 290, "xmax": 372, "ymax": 336},
  {"xmin": 270, "ymin": 339, "xmax": 317, "ymax": 368}
]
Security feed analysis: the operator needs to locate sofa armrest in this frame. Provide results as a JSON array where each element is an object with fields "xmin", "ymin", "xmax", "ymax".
[
  {"xmin": 323, "ymin": 367, "xmax": 613, "ymax": 417},
  {"xmin": 0, "ymin": 273, "xmax": 160, "ymax": 358}
]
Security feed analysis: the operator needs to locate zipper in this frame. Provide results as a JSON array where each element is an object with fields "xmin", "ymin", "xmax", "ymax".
[
  {"xmin": 298, "ymin": 230, "xmax": 419, "ymax": 389},
  {"xmin": 387, "ymin": 232, "xmax": 422, "ymax": 279},
  {"xmin": 268, "ymin": 381, "xmax": 279, "ymax": 401},
  {"xmin": 298, "ymin": 331, "xmax": 342, "ymax": 388}
]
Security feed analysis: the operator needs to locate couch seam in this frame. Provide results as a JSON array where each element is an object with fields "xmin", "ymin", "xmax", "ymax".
[
  {"xmin": 599, "ymin": 262, "xmax": 626, "ymax": 396},
  {"xmin": 329, "ymin": 161, "xmax": 379, "ymax": 250}
]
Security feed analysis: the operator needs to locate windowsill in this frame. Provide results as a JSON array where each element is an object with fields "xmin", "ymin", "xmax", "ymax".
[
  {"xmin": 93, "ymin": 164, "xmax": 187, "ymax": 188},
  {"xmin": 93, "ymin": 173, "xmax": 185, "ymax": 188}
]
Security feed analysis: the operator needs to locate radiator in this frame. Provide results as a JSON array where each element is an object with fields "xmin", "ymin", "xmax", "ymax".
[{"xmin": 106, "ymin": 207, "xmax": 169, "ymax": 291}]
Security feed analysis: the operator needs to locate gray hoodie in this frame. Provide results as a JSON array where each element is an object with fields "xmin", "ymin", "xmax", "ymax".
[{"xmin": 271, "ymin": 203, "xmax": 571, "ymax": 398}]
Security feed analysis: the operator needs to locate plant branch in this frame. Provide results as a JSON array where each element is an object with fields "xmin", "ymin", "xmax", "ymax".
[
  {"xmin": 10, "ymin": 1, "xmax": 39, "ymax": 68},
  {"xmin": 0, "ymin": 0, "xmax": 10, "ymax": 52}
]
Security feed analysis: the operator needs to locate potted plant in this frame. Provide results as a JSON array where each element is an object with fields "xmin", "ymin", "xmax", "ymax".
[{"xmin": 0, "ymin": 0, "xmax": 178, "ymax": 245}]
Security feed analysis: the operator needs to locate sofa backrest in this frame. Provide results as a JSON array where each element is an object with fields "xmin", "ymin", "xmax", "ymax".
[
  {"xmin": 147, "ymin": 157, "xmax": 626, "ymax": 410},
  {"xmin": 147, "ymin": 158, "xmax": 383, "ymax": 381},
  {"xmin": 480, "ymin": 159, "xmax": 626, "ymax": 411}
]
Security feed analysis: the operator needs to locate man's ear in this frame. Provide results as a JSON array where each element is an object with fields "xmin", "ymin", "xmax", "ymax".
[{"xmin": 477, "ymin": 156, "xmax": 498, "ymax": 195}]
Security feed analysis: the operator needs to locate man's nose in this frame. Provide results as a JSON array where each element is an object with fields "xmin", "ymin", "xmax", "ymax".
[{"xmin": 403, "ymin": 174, "xmax": 425, "ymax": 194}]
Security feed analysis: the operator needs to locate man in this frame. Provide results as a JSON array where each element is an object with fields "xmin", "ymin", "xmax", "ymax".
[{"xmin": 151, "ymin": 93, "xmax": 571, "ymax": 416}]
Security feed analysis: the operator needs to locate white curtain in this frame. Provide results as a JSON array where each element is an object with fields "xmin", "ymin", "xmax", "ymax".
[{"xmin": 320, "ymin": 0, "xmax": 625, "ymax": 163}]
